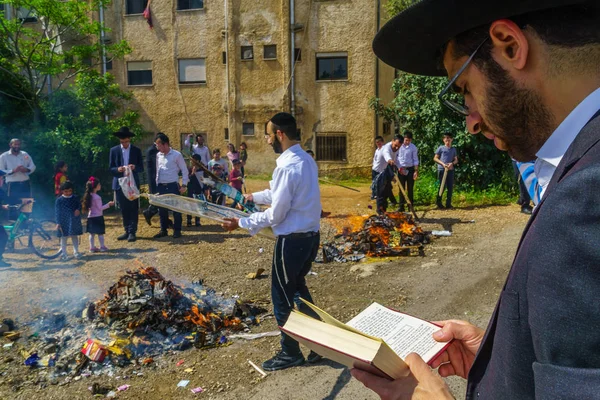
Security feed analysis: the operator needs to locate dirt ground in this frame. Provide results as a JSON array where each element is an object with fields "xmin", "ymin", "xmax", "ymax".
[{"xmin": 0, "ymin": 178, "xmax": 529, "ymax": 400}]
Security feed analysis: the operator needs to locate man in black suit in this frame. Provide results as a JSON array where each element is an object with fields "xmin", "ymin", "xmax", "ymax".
[
  {"xmin": 354, "ymin": 1, "xmax": 600, "ymax": 399},
  {"xmin": 109, "ymin": 127, "xmax": 144, "ymax": 242}
]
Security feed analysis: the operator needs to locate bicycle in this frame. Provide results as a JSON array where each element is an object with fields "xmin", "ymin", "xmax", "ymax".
[{"xmin": 4, "ymin": 199, "xmax": 62, "ymax": 260}]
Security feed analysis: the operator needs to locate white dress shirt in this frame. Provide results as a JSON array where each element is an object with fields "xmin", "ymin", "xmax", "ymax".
[
  {"xmin": 372, "ymin": 147, "xmax": 387, "ymax": 172},
  {"xmin": 396, "ymin": 142, "xmax": 419, "ymax": 168},
  {"xmin": 156, "ymin": 148, "xmax": 189, "ymax": 185},
  {"xmin": 373, "ymin": 142, "xmax": 398, "ymax": 173},
  {"xmin": 121, "ymin": 144, "xmax": 130, "ymax": 166},
  {"xmin": 535, "ymin": 87, "xmax": 600, "ymax": 200},
  {"xmin": 184, "ymin": 139, "xmax": 211, "ymax": 166},
  {"xmin": 0, "ymin": 150, "xmax": 36, "ymax": 183},
  {"xmin": 239, "ymin": 144, "xmax": 321, "ymax": 236}
]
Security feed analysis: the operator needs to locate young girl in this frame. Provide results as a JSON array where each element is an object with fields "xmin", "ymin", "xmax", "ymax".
[
  {"xmin": 55, "ymin": 181, "xmax": 83, "ymax": 260},
  {"xmin": 54, "ymin": 161, "xmax": 68, "ymax": 197},
  {"xmin": 81, "ymin": 177, "xmax": 114, "ymax": 252},
  {"xmin": 239, "ymin": 142, "xmax": 248, "ymax": 177},
  {"xmin": 226, "ymin": 143, "xmax": 239, "ymax": 171}
]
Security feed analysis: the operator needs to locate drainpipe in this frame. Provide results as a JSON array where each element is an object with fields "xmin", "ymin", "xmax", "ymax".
[
  {"xmin": 290, "ymin": 0, "xmax": 295, "ymax": 117},
  {"xmin": 374, "ymin": 0, "xmax": 380, "ymax": 138},
  {"xmin": 224, "ymin": 0, "xmax": 232, "ymax": 140},
  {"xmin": 99, "ymin": 0, "xmax": 108, "ymax": 122}
]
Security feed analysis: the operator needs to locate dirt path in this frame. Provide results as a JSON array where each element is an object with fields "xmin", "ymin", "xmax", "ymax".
[{"xmin": 0, "ymin": 179, "xmax": 528, "ymax": 399}]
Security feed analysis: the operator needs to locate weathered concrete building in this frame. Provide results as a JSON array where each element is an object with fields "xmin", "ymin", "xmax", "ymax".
[{"xmin": 102, "ymin": 0, "xmax": 395, "ymax": 175}]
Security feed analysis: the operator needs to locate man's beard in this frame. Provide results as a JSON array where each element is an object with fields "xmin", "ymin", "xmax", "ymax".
[
  {"xmin": 272, "ymin": 138, "xmax": 283, "ymax": 154},
  {"xmin": 480, "ymin": 59, "xmax": 555, "ymax": 162}
]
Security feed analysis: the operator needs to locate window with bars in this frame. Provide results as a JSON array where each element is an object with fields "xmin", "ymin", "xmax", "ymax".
[{"xmin": 316, "ymin": 134, "xmax": 347, "ymax": 162}]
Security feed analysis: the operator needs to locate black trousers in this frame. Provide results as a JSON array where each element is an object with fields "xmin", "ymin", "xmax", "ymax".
[
  {"xmin": 0, "ymin": 224, "xmax": 7, "ymax": 259},
  {"xmin": 7, "ymin": 181, "xmax": 31, "ymax": 220},
  {"xmin": 116, "ymin": 189, "xmax": 139, "ymax": 234},
  {"xmin": 372, "ymin": 170, "xmax": 397, "ymax": 204},
  {"xmin": 186, "ymin": 184, "xmax": 202, "ymax": 225},
  {"xmin": 398, "ymin": 167, "xmax": 415, "ymax": 206},
  {"xmin": 272, "ymin": 233, "xmax": 320, "ymax": 355},
  {"xmin": 157, "ymin": 182, "xmax": 182, "ymax": 232},
  {"xmin": 437, "ymin": 169, "xmax": 455, "ymax": 207}
]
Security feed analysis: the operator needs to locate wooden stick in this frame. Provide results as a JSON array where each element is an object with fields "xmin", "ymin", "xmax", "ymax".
[
  {"xmin": 396, "ymin": 180, "xmax": 419, "ymax": 220},
  {"xmin": 248, "ymin": 360, "xmax": 267, "ymax": 378},
  {"xmin": 318, "ymin": 178, "xmax": 360, "ymax": 192},
  {"xmin": 439, "ymin": 168, "xmax": 449, "ymax": 197},
  {"xmin": 191, "ymin": 159, "xmax": 225, "ymax": 183}
]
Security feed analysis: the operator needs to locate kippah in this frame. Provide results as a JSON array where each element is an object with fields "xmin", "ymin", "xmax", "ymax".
[{"xmin": 270, "ymin": 112, "xmax": 296, "ymax": 127}]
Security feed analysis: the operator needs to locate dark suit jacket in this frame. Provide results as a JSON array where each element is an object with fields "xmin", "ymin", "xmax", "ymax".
[
  {"xmin": 467, "ymin": 112, "xmax": 600, "ymax": 399},
  {"xmin": 109, "ymin": 145, "xmax": 144, "ymax": 191},
  {"xmin": 146, "ymin": 145, "xmax": 158, "ymax": 194}
]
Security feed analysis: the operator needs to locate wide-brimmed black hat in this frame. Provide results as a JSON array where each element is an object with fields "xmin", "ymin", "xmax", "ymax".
[
  {"xmin": 113, "ymin": 126, "xmax": 135, "ymax": 138},
  {"xmin": 373, "ymin": 0, "xmax": 590, "ymax": 77}
]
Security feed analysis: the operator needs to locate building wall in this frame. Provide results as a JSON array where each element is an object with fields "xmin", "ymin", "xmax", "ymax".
[{"xmin": 105, "ymin": 0, "xmax": 394, "ymax": 176}]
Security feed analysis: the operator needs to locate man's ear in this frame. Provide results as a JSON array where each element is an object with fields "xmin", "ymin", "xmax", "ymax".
[{"xmin": 489, "ymin": 19, "xmax": 529, "ymax": 71}]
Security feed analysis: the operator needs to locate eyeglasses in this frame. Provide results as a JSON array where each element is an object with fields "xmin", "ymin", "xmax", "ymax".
[{"xmin": 438, "ymin": 37, "xmax": 489, "ymax": 116}]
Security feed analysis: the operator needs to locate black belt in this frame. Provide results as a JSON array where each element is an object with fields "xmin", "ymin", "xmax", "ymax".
[{"xmin": 280, "ymin": 231, "xmax": 319, "ymax": 239}]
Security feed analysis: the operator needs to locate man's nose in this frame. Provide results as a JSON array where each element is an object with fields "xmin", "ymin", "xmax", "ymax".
[{"xmin": 466, "ymin": 112, "xmax": 482, "ymax": 134}]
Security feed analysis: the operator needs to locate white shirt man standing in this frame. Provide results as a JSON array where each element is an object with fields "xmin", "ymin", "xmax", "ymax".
[
  {"xmin": 0, "ymin": 138, "xmax": 36, "ymax": 206},
  {"xmin": 222, "ymin": 112, "xmax": 323, "ymax": 372}
]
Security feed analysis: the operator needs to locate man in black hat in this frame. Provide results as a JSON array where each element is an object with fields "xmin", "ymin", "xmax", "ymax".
[
  {"xmin": 109, "ymin": 127, "xmax": 144, "ymax": 242},
  {"xmin": 354, "ymin": 2, "xmax": 600, "ymax": 399}
]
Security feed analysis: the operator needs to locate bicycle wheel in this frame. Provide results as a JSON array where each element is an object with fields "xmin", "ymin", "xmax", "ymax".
[{"xmin": 29, "ymin": 220, "xmax": 62, "ymax": 259}]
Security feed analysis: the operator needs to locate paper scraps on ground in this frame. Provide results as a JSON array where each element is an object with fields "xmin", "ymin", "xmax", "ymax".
[
  {"xmin": 184, "ymin": 368, "xmax": 194, "ymax": 373},
  {"xmin": 117, "ymin": 384, "xmax": 130, "ymax": 391},
  {"xmin": 191, "ymin": 387, "xmax": 204, "ymax": 394},
  {"xmin": 176, "ymin": 359, "xmax": 185, "ymax": 367},
  {"xmin": 228, "ymin": 331, "xmax": 281, "ymax": 340},
  {"xmin": 177, "ymin": 380, "xmax": 190, "ymax": 388},
  {"xmin": 246, "ymin": 268, "xmax": 265, "ymax": 279}
]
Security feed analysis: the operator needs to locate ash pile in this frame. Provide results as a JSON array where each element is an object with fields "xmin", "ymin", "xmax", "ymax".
[
  {"xmin": 317, "ymin": 212, "xmax": 431, "ymax": 263},
  {"xmin": 8, "ymin": 265, "xmax": 268, "ymax": 380}
]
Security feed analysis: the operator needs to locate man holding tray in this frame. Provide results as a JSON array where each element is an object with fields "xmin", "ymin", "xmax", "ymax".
[{"xmin": 222, "ymin": 112, "xmax": 322, "ymax": 371}]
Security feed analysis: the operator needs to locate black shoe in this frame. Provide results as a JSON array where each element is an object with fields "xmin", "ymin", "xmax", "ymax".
[
  {"xmin": 521, "ymin": 205, "xmax": 533, "ymax": 215},
  {"xmin": 397, "ymin": 205, "xmax": 406, "ymax": 213},
  {"xmin": 0, "ymin": 259, "xmax": 11, "ymax": 268},
  {"xmin": 436, "ymin": 203, "xmax": 445, "ymax": 210},
  {"xmin": 117, "ymin": 233, "xmax": 129, "ymax": 241},
  {"xmin": 306, "ymin": 351, "xmax": 322, "ymax": 364},
  {"xmin": 262, "ymin": 351, "xmax": 305, "ymax": 371},
  {"xmin": 195, "ymin": 221, "xmax": 201, "ymax": 227},
  {"xmin": 186, "ymin": 221, "xmax": 192, "ymax": 227},
  {"xmin": 172, "ymin": 231, "xmax": 182, "ymax": 239},
  {"xmin": 143, "ymin": 210, "xmax": 152, "ymax": 226},
  {"xmin": 153, "ymin": 231, "xmax": 168, "ymax": 239},
  {"xmin": 127, "ymin": 233, "xmax": 137, "ymax": 242},
  {"xmin": 446, "ymin": 204, "xmax": 454, "ymax": 210}
]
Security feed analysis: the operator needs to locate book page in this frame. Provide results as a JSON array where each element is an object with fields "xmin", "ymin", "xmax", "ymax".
[{"xmin": 346, "ymin": 303, "xmax": 448, "ymax": 362}]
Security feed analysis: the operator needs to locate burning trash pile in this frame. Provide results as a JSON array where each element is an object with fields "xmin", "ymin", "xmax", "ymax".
[
  {"xmin": 6, "ymin": 265, "xmax": 268, "ymax": 381},
  {"xmin": 317, "ymin": 212, "xmax": 431, "ymax": 263}
]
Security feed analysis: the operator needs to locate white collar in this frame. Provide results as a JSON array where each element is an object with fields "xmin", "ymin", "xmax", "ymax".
[
  {"xmin": 120, "ymin": 144, "xmax": 130, "ymax": 151},
  {"xmin": 536, "ymin": 87, "xmax": 600, "ymax": 167},
  {"xmin": 277, "ymin": 144, "xmax": 301, "ymax": 165}
]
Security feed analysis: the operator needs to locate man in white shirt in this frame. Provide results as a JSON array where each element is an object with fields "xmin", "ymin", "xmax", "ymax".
[
  {"xmin": 0, "ymin": 139, "xmax": 36, "ymax": 211},
  {"xmin": 222, "ymin": 113, "xmax": 322, "ymax": 372},
  {"xmin": 154, "ymin": 133, "xmax": 189, "ymax": 239},
  {"xmin": 184, "ymin": 134, "xmax": 211, "ymax": 166},
  {"xmin": 396, "ymin": 131, "xmax": 419, "ymax": 212},
  {"xmin": 373, "ymin": 136, "xmax": 402, "ymax": 214},
  {"xmin": 371, "ymin": 136, "xmax": 385, "ymax": 199}
]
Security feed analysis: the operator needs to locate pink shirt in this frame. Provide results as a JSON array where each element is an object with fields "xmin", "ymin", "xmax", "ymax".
[{"xmin": 88, "ymin": 193, "xmax": 110, "ymax": 218}]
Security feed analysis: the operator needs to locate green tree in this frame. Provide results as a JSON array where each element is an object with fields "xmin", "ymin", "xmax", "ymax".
[{"xmin": 0, "ymin": 0, "xmax": 130, "ymax": 119}]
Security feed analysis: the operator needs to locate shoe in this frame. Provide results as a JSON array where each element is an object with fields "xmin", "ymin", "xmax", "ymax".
[
  {"xmin": 172, "ymin": 231, "xmax": 182, "ymax": 239},
  {"xmin": 262, "ymin": 351, "xmax": 305, "ymax": 371},
  {"xmin": 521, "ymin": 206, "xmax": 533, "ymax": 215},
  {"xmin": 100, "ymin": 246, "xmax": 109, "ymax": 252},
  {"xmin": 0, "ymin": 259, "xmax": 11, "ymax": 268},
  {"xmin": 397, "ymin": 205, "xmax": 406, "ymax": 213},
  {"xmin": 60, "ymin": 253, "xmax": 69, "ymax": 261},
  {"xmin": 187, "ymin": 221, "xmax": 192, "ymax": 227},
  {"xmin": 153, "ymin": 231, "xmax": 168, "ymax": 239},
  {"xmin": 143, "ymin": 210, "xmax": 152, "ymax": 226},
  {"xmin": 73, "ymin": 252, "xmax": 83, "ymax": 259},
  {"xmin": 127, "ymin": 233, "xmax": 137, "ymax": 242},
  {"xmin": 195, "ymin": 221, "xmax": 201, "ymax": 227},
  {"xmin": 89, "ymin": 247, "xmax": 100, "ymax": 253},
  {"xmin": 117, "ymin": 233, "xmax": 129, "ymax": 241},
  {"xmin": 436, "ymin": 203, "xmax": 445, "ymax": 209},
  {"xmin": 306, "ymin": 351, "xmax": 322, "ymax": 364},
  {"xmin": 446, "ymin": 205, "xmax": 454, "ymax": 210}
]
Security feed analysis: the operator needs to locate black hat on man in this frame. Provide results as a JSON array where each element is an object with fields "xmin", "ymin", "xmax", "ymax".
[
  {"xmin": 114, "ymin": 126, "xmax": 135, "ymax": 139},
  {"xmin": 372, "ymin": 0, "xmax": 590, "ymax": 77}
]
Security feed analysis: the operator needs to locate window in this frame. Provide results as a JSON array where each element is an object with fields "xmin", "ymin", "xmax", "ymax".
[
  {"xmin": 222, "ymin": 51, "xmax": 227, "ymax": 64},
  {"xmin": 178, "ymin": 59, "xmax": 206, "ymax": 84},
  {"xmin": 294, "ymin": 48, "xmax": 302, "ymax": 62},
  {"xmin": 224, "ymin": 128, "xmax": 229, "ymax": 140},
  {"xmin": 177, "ymin": 0, "xmax": 203, "ymax": 10},
  {"xmin": 316, "ymin": 52, "xmax": 348, "ymax": 81},
  {"xmin": 127, "ymin": 61, "xmax": 152, "ymax": 86},
  {"xmin": 263, "ymin": 45, "xmax": 277, "ymax": 60},
  {"xmin": 316, "ymin": 134, "xmax": 347, "ymax": 161},
  {"xmin": 126, "ymin": 0, "xmax": 147, "ymax": 15},
  {"xmin": 241, "ymin": 46, "xmax": 253, "ymax": 61},
  {"xmin": 242, "ymin": 123, "xmax": 255, "ymax": 136},
  {"xmin": 17, "ymin": 7, "xmax": 37, "ymax": 23},
  {"xmin": 106, "ymin": 60, "xmax": 113, "ymax": 71}
]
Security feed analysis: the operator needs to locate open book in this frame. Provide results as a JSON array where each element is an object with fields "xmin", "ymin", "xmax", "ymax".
[{"xmin": 280, "ymin": 300, "xmax": 451, "ymax": 380}]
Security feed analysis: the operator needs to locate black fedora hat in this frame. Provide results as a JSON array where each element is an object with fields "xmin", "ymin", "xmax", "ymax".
[
  {"xmin": 373, "ymin": 0, "xmax": 590, "ymax": 77},
  {"xmin": 113, "ymin": 126, "xmax": 135, "ymax": 138}
]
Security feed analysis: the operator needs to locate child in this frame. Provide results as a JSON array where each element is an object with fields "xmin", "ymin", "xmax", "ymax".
[
  {"xmin": 209, "ymin": 163, "xmax": 226, "ymax": 205},
  {"xmin": 208, "ymin": 148, "xmax": 229, "ymax": 175},
  {"xmin": 433, "ymin": 132, "xmax": 459, "ymax": 209},
  {"xmin": 54, "ymin": 161, "xmax": 68, "ymax": 197},
  {"xmin": 239, "ymin": 142, "xmax": 248, "ymax": 177},
  {"xmin": 226, "ymin": 143, "xmax": 240, "ymax": 171},
  {"xmin": 229, "ymin": 159, "xmax": 243, "ymax": 208},
  {"xmin": 55, "ymin": 181, "xmax": 83, "ymax": 259},
  {"xmin": 82, "ymin": 177, "xmax": 114, "ymax": 252}
]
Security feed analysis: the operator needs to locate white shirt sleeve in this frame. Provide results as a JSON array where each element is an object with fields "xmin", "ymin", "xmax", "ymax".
[
  {"xmin": 0, "ymin": 154, "xmax": 6, "ymax": 172},
  {"xmin": 177, "ymin": 153, "xmax": 189, "ymax": 186},
  {"xmin": 239, "ymin": 168, "xmax": 294, "ymax": 235},
  {"xmin": 413, "ymin": 145, "xmax": 420, "ymax": 167},
  {"xmin": 383, "ymin": 145, "xmax": 393, "ymax": 163},
  {"xmin": 184, "ymin": 138, "xmax": 191, "ymax": 147},
  {"xmin": 252, "ymin": 188, "xmax": 273, "ymax": 205},
  {"xmin": 26, "ymin": 153, "xmax": 36, "ymax": 175}
]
